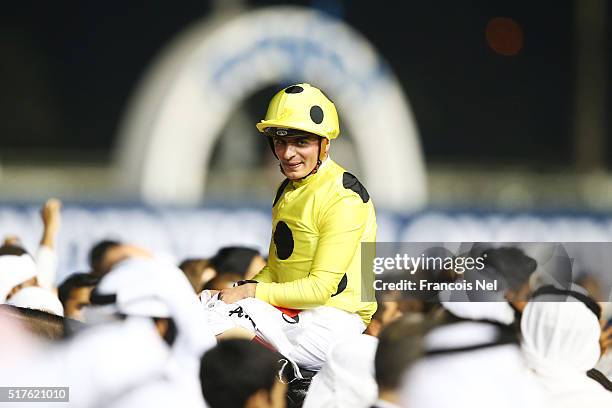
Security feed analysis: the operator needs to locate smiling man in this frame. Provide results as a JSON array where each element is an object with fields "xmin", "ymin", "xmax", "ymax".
[{"xmin": 218, "ymin": 83, "xmax": 377, "ymax": 370}]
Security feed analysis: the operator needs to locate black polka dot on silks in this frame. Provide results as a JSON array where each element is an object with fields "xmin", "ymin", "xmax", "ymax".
[
  {"xmin": 342, "ymin": 172, "xmax": 370, "ymax": 203},
  {"xmin": 310, "ymin": 105, "xmax": 324, "ymax": 124},
  {"xmin": 285, "ymin": 85, "xmax": 304, "ymax": 94},
  {"xmin": 331, "ymin": 273, "xmax": 348, "ymax": 297},
  {"xmin": 273, "ymin": 179, "xmax": 290, "ymax": 207},
  {"xmin": 273, "ymin": 221, "xmax": 294, "ymax": 260}
]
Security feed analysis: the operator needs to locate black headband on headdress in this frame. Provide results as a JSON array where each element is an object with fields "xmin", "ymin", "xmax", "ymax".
[
  {"xmin": 425, "ymin": 312, "xmax": 519, "ymax": 357},
  {"xmin": 89, "ymin": 287, "xmax": 117, "ymax": 306},
  {"xmin": 530, "ymin": 285, "xmax": 601, "ymax": 320}
]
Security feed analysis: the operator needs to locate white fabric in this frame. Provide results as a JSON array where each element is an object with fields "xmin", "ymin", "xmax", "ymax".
[
  {"xmin": 200, "ymin": 291, "xmax": 365, "ymax": 371},
  {"xmin": 0, "ymin": 317, "xmax": 170, "ymax": 408},
  {"xmin": 401, "ymin": 302, "xmax": 546, "ymax": 408},
  {"xmin": 303, "ymin": 334, "xmax": 378, "ymax": 408},
  {"xmin": 97, "ymin": 258, "xmax": 217, "ymax": 363},
  {"xmin": 0, "ymin": 306, "xmax": 44, "ymax": 368},
  {"xmin": 35, "ymin": 245, "xmax": 58, "ymax": 290},
  {"xmin": 64, "ymin": 258, "xmax": 217, "ymax": 408},
  {"xmin": 0, "ymin": 254, "xmax": 37, "ymax": 301},
  {"xmin": 424, "ymin": 320, "xmax": 498, "ymax": 352},
  {"xmin": 106, "ymin": 349, "xmax": 207, "ymax": 408},
  {"xmin": 108, "ymin": 377, "xmax": 207, "ymax": 408},
  {"xmin": 6, "ymin": 286, "xmax": 64, "ymax": 316},
  {"xmin": 441, "ymin": 301, "xmax": 515, "ymax": 325},
  {"xmin": 96, "ymin": 258, "xmax": 174, "ymax": 318},
  {"xmin": 521, "ymin": 300, "xmax": 612, "ymax": 407},
  {"xmin": 0, "ymin": 315, "xmax": 207, "ymax": 408},
  {"xmin": 402, "ymin": 344, "xmax": 546, "ymax": 408}
]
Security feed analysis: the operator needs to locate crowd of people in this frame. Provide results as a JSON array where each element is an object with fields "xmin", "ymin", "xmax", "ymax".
[{"xmin": 0, "ymin": 199, "xmax": 611, "ymax": 407}]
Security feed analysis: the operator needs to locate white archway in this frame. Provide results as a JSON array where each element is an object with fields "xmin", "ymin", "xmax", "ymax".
[{"xmin": 116, "ymin": 6, "xmax": 427, "ymax": 211}]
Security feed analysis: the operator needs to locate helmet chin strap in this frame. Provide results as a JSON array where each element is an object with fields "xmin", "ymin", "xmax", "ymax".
[{"xmin": 309, "ymin": 137, "xmax": 328, "ymax": 176}]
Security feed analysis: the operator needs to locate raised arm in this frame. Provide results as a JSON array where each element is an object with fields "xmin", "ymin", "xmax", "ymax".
[{"xmin": 37, "ymin": 198, "xmax": 62, "ymax": 290}]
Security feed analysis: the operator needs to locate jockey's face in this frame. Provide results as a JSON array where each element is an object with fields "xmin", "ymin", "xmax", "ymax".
[{"xmin": 272, "ymin": 134, "xmax": 321, "ymax": 180}]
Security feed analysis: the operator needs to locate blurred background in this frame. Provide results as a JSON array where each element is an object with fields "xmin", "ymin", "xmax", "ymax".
[{"xmin": 1, "ymin": 0, "xmax": 611, "ymax": 281}]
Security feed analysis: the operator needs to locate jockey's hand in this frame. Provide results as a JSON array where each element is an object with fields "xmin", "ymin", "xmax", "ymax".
[{"xmin": 219, "ymin": 283, "xmax": 256, "ymax": 304}]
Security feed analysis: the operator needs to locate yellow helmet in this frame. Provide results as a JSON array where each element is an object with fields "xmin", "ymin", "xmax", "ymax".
[{"xmin": 256, "ymin": 83, "xmax": 339, "ymax": 140}]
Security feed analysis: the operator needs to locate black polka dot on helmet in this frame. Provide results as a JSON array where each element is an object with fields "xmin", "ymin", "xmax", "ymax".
[
  {"xmin": 284, "ymin": 85, "xmax": 304, "ymax": 94},
  {"xmin": 310, "ymin": 105, "xmax": 324, "ymax": 124}
]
